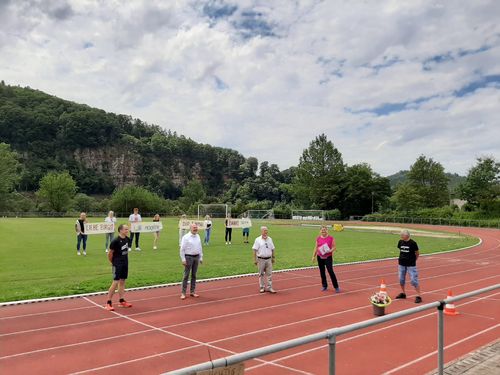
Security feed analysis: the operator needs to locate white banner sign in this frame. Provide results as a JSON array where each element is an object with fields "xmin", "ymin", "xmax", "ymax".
[
  {"xmin": 178, "ymin": 219, "xmax": 207, "ymax": 230},
  {"xmin": 226, "ymin": 218, "xmax": 252, "ymax": 228},
  {"xmin": 83, "ymin": 222, "xmax": 115, "ymax": 235},
  {"xmin": 131, "ymin": 222, "xmax": 163, "ymax": 233}
]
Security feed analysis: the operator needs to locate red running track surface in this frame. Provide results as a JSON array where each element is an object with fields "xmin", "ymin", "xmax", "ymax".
[{"xmin": 0, "ymin": 224, "xmax": 499, "ymax": 374}]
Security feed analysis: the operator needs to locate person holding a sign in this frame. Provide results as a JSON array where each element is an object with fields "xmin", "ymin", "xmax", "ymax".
[
  {"xmin": 180, "ymin": 223, "xmax": 203, "ymax": 300},
  {"xmin": 128, "ymin": 207, "xmax": 142, "ymax": 251},
  {"xmin": 204, "ymin": 215, "xmax": 212, "ymax": 245},
  {"xmin": 252, "ymin": 226, "xmax": 277, "ymax": 293},
  {"xmin": 224, "ymin": 214, "xmax": 232, "ymax": 245},
  {"xmin": 311, "ymin": 225, "xmax": 340, "ymax": 292},
  {"xmin": 75, "ymin": 212, "xmax": 88, "ymax": 256},
  {"xmin": 153, "ymin": 214, "xmax": 161, "ymax": 250},
  {"xmin": 105, "ymin": 224, "xmax": 133, "ymax": 311},
  {"xmin": 179, "ymin": 214, "xmax": 188, "ymax": 247},
  {"xmin": 104, "ymin": 211, "xmax": 116, "ymax": 253}
]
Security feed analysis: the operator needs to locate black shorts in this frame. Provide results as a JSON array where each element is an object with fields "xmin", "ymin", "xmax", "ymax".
[{"xmin": 112, "ymin": 263, "xmax": 128, "ymax": 281}]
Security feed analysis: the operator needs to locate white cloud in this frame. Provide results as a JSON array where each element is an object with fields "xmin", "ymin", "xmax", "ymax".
[{"xmin": 0, "ymin": 0, "xmax": 499, "ymax": 175}]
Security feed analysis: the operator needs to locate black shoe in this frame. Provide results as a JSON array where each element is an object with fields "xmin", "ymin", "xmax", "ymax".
[
  {"xmin": 415, "ymin": 296, "xmax": 422, "ymax": 303},
  {"xmin": 395, "ymin": 293, "xmax": 406, "ymax": 299}
]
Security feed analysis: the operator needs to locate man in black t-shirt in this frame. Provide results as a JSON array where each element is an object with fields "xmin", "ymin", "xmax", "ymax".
[
  {"xmin": 105, "ymin": 224, "xmax": 133, "ymax": 311},
  {"xmin": 395, "ymin": 229, "xmax": 422, "ymax": 303}
]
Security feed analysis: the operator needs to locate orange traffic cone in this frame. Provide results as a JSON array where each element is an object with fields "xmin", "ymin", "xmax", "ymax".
[
  {"xmin": 379, "ymin": 279, "xmax": 387, "ymax": 295},
  {"xmin": 444, "ymin": 290, "xmax": 459, "ymax": 316}
]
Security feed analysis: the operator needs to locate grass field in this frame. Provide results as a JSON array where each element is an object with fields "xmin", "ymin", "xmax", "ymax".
[{"xmin": 0, "ymin": 218, "xmax": 479, "ymax": 302}]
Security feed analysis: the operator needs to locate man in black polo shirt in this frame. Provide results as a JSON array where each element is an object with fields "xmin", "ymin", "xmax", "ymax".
[
  {"xmin": 395, "ymin": 229, "xmax": 422, "ymax": 303},
  {"xmin": 105, "ymin": 224, "xmax": 133, "ymax": 311}
]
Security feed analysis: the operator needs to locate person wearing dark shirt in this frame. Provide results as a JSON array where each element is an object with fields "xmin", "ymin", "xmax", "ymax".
[
  {"xmin": 395, "ymin": 229, "xmax": 422, "ymax": 303},
  {"xmin": 75, "ymin": 212, "xmax": 88, "ymax": 256},
  {"xmin": 105, "ymin": 224, "xmax": 133, "ymax": 311}
]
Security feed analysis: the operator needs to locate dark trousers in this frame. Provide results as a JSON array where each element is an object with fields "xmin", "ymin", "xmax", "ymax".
[
  {"xmin": 77, "ymin": 234, "xmax": 87, "ymax": 251},
  {"xmin": 129, "ymin": 232, "xmax": 140, "ymax": 248},
  {"xmin": 225, "ymin": 228, "xmax": 232, "ymax": 242},
  {"xmin": 182, "ymin": 256, "xmax": 200, "ymax": 294},
  {"xmin": 317, "ymin": 256, "xmax": 339, "ymax": 289}
]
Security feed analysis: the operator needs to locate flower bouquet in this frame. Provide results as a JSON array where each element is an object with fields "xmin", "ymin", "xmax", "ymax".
[{"xmin": 370, "ymin": 292, "xmax": 392, "ymax": 316}]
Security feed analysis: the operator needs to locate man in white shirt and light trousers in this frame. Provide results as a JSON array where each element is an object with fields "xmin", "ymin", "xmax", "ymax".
[
  {"xmin": 253, "ymin": 226, "xmax": 277, "ymax": 294},
  {"xmin": 180, "ymin": 223, "xmax": 203, "ymax": 300}
]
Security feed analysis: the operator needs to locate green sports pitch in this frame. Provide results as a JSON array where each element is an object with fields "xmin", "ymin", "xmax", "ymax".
[{"xmin": 0, "ymin": 218, "xmax": 478, "ymax": 302}]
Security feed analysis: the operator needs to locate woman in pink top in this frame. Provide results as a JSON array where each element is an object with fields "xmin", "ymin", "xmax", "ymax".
[{"xmin": 311, "ymin": 225, "xmax": 340, "ymax": 292}]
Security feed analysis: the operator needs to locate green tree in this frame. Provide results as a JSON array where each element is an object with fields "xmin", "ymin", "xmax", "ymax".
[
  {"xmin": 110, "ymin": 186, "xmax": 165, "ymax": 214},
  {"xmin": 180, "ymin": 180, "xmax": 206, "ymax": 211},
  {"xmin": 0, "ymin": 143, "xmax": 20, "ymax": 196},
  {"xmin": 406, "ymin": 155, "xmax": 449, "ymax": 208},
  {"xmin": 292, "ymin": 134, "xmax": 346, "ymax": 209},
  {"xmin": 391, "ymin": 183, "xmax": 424, "ymax": 212},
  {"xmin": 37, "ymin": 171, "xmax": 77, "ymax": 212},
  {"xmin": 459, "ymin": 157, "xmax": 500, "ymax": 208}
]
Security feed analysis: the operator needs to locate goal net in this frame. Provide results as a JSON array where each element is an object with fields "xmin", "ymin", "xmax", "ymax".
[
  {"xmin": 240, "ymin": 209, "xmax": 274, "ymax": 220},
  {"xmin": 198, "ymin": 204, "xmax": 230, "ymax": 219},
  {"xmin": 291, "ymin": 210, "xmax": 325, "ymax": 221}
]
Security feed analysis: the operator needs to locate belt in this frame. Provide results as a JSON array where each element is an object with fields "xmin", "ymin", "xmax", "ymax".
[
  {"xmin": 185, "ymin": 254, "xmax": 200, "ymax": 257},
  {"xmin": 258, "ymin": 256, "xmax": 271, "ymax": 260}
]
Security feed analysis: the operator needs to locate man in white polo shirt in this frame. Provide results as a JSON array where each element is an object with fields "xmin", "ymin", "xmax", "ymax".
[
  {"xmin": 180, "ymin": 223, "xmax": 203, "ymax": 300},
  {"xmin": 252, "ymin": 226, "xmax": 276, "ymax": 294}
]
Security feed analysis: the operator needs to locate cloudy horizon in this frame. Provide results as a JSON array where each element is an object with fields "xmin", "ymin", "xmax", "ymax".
[{"xmin": 1, "ymin": 0, "xmax": 499, "ymax": 176}]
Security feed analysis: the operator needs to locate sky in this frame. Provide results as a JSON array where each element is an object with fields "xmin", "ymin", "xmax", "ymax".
[{"xmin": 1, "ymin": 0, "xmax": 499, "ymax": 176}]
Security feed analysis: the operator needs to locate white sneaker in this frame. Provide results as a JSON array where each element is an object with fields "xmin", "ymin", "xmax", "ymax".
[
  {"xmin": 225, "ymin": 242, "xmax": 228, "ymax": 245},
  {"xmin": 128, "ymin": 247, "xmax": 132, "ymax": 252},
  {"xmin": 229, "ymin": 242, "xmax": 231, "ymax": 245},
  {"xmin": 83, "ymin": 251, "xmax": 87, "ymax": 256},
  {"xmin": 105, "ymin": 249, "xmax": 108, "ymax": 253},
  {"xmin": 135, "ymin": 247, "xmax": 141, "ymax": 251},
  {"xmin": 77, "ymin": 251, "xmax": 81, "ymax": 256},
  {"xmin": 153, "ymin": 246, "xmax": 157, "ymax": 250}
]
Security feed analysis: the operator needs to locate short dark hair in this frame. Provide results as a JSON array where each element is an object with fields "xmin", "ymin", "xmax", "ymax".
[{"xmin": 118, "ymin": 224, "xmax": 126, "ymax": 232}]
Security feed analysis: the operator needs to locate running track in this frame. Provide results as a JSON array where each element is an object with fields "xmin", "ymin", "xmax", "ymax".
[{"xmin": 1, "ymin": 224, "xmax": 499, "ymax": 374}]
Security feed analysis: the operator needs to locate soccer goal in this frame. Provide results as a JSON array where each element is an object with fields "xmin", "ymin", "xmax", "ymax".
[
  {"xmin": 291, "ymin": 210, "xmax": 325, "ymax": 221},
  {"xmin": 240, "ymin": 209, "xmax": 274, "ymax": 220},
  {"xmin": 198, "ymin": 204, "xmax": 230, "ymax": 219}
]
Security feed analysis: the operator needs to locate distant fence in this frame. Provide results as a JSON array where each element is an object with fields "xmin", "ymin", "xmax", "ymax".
[{"xmin": 357, "ymin": 215, "xmax": 500, "ymax": 229}]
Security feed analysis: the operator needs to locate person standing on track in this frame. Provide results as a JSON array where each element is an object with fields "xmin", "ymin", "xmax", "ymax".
[
  {"xmin": 311, "ymin": 225, "xmax": 340, "ymax": 293},
  {"xmin": 128, "ymin": 207, "xmax": 142, "ymax": 251},
  {"xmin": 252, "ymin": 226, "xmax": 277, "ymax": 293},
  {"xmin": 105, "ymin": 224, "xmax": 133, "ymax": 311},
  {"xmin": 75, "ymin": 212, "xmax": 88, "ymax": 256},
  {"xmin": 395, "ymin": 229, "xmax": 422, "ymax": 303},
  {"xmin": 180, "ymin": 223, "xmax": 203, "ymax": 300}
]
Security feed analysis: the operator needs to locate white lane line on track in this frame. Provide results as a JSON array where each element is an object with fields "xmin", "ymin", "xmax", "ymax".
[
  {"xmin": 2, "ymin": 242, "xmax": 497, "ymax": 320},
  {"xmin": 245, "ymin": 291, "xmax": 500, "ymax": 372},
  {"xmin": 2, "ymin": 259, "xmax": 498, "ymax": 338},
  {"xmin": 70, "ymin": 297, "xmax": 311, "ymax": 375},
  {"xmin": 383, "ymin": 324, "xmax": 500, "ymax": 374},
  {"xmin": 3, "ymin": 275, "xmax": 498, "ymax": 365}
]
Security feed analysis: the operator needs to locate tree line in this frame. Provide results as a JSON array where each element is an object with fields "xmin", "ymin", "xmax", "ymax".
[{"xmin": 0, "ymin": 82, "xmax": 498, "ymax": 218}]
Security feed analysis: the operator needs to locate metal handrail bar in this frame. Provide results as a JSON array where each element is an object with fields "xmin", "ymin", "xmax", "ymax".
[{"xmin": 166, "ymin": 284, "xmax": 499, "ymax": 375}]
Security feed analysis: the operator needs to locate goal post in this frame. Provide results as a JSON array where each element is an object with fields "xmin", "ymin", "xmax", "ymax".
[
  {"xmin": 240, "ymin": 209, "xmax": 274, "ymax": 220},
  {"xmin": 197, "ymin": 204, "xmax": 230, "ymax": 219},
  {"xmin": 291, "ymin": 209, "xmax": 325, "ymax": 221}
]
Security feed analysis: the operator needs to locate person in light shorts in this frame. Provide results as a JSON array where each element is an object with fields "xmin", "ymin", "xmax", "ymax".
[{"xmin": 395, "ymin": 229, "xmax": 422, "ymax": 303}]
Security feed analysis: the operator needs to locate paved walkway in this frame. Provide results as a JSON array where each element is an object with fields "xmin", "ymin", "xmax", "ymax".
[{"xmin": 429, "ymin": 340, "xmax": 499, "ymax": 375}]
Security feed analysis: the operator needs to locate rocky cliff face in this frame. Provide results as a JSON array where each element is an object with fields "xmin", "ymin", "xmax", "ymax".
[{"xmin": 73, "ymin": 148, "xmax": 141, "ymax": 187}]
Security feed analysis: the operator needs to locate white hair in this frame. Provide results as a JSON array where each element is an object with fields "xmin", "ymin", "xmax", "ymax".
[
  {"xmin": 260, "ymin": 226, "xmax": 268, "ymax": 231},
  {"xmin": 401, "ymin": 229, "xmax": 410, "ymax": 237}
]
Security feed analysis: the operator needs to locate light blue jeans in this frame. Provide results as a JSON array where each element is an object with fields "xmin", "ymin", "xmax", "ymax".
[
  {"xmin": 204, "ymin": 227, "xmax": 212, "ymax": 244},
  {"xmin": 105, "ymin": 233, "xmax": 114, "ymax": 249},
  {"xmin": 398, "ymin": 265, "xmax": 419, "ymax": 287}
]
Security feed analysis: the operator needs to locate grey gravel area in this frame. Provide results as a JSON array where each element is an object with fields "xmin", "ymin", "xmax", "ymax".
[{"xmin": 428, "ymin": 340, "xmax": 500, "ymax": 375}]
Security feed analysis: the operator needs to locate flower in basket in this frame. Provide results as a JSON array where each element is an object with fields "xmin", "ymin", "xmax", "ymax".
[{"xmin": 370, "ymin": 292, "xmax": 392, "ymax": 307}]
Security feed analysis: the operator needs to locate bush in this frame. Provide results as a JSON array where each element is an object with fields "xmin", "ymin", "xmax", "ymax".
[{"xmin": 325, "ymin": 209, "xmax": 341, "ymax": 220}]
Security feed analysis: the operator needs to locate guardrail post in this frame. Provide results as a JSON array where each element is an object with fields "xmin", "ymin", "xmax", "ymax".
[
  {"xmin": 328, "ymin": 333, "xmax": 337, "ymax": 375},
  {"xmin": 437, "ymin": 302, "xmax": 445, "ymax": 375}
]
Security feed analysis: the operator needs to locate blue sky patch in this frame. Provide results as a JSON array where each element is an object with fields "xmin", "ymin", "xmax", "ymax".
[{"xmin": 454, "ymin": 74, "xmax": 500, "ymax": 97}]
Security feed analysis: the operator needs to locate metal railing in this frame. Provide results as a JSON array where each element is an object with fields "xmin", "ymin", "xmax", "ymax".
[
  {"xmin": 166, "ymin": 284, "xmax": 499, "ymax": 375},
  {"xmin": 360, "ymin": 215, "xmax": 500, "ymax": 229}
]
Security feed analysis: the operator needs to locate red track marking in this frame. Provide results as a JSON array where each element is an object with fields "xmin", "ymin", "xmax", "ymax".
[{"xmin": 0, "ymin": 225, "xmax": 498, "ymax": 374}]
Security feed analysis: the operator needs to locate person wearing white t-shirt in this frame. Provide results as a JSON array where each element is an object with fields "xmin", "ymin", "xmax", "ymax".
[
  {"xmin": 104, "ymin": 210, "xmax": 117, "ymax": 253},
  {"xmin": 252, "ymin": 226, "xmax": 277, "ymax": 294},
  {"xmin": 128, "ymin": 207, "xmax": 142, "ymax": 251}
]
